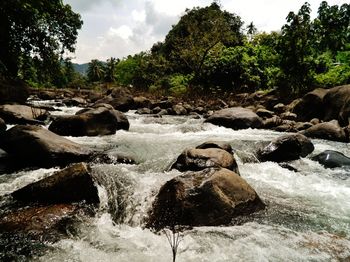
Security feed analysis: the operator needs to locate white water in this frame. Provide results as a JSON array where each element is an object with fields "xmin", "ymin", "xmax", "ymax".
[{"xmin": 2, "ymin": 105, "xmax": 350, "ymax": 261}]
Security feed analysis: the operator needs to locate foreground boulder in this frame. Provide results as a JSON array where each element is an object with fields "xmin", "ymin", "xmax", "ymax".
[
  {"xmin": 49, "ymin": 106, "xmax": 129, "ymax": 136},
  {"xmin": 171, "ymin": 148, "xmax": 239, "ymax": 174},
  {"xmin": 0, "ymin": 104, "xmax": 48, "ymax": 124},
  {"xmin": 301, "ymin": 120, "xmax": 348, "ymax": 142},
  {"xmin": 312, "ymin": 150, "xmax": 350, "ymax": 169},
  {"xmin": 205, "ymin": 107, "xmax": 263, "ymax": 130},
  {"xmin": 12, "ymin": 163, "xmax": 99, "ymax": 204},
  {"xmin": 0, "ymin": 118, "xmax": 6, "ymax": 133},
  {"xmin": 258, "ymin": 133, "xmax": 314, "ymax": 162},
  {"xmin": 146, "ymin": 168, "xmax": 265, "ymax": 230},
  {"xmin": 0, "ymin": 125, "xmax": 92, "ymax": 167}
]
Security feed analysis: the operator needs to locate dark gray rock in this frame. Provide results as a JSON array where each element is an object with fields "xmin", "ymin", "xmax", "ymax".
[
  {"xmin": 0, "ymin": 104, "xmax": 48, "ymax": 124},
  {"xmin": 301, "ymin": 120, "xmax": 348, "ymax": 142},
  {"xmin": 311, "ymin": 150, "xmax": 350, "ymax": 169},
  {"xmin": 258, "ymin": 133, "xmax": 314, "ymax": 162}
]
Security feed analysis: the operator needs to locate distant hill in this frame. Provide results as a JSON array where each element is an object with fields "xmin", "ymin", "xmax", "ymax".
[{"xmin": 73, "ymin": 63, "xmax": 89, "ymax": 75}]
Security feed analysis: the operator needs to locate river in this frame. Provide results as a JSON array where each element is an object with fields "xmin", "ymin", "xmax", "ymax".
[{"xmin": 1, "ymin": 102, "xmax": 350, "ymax": 261}]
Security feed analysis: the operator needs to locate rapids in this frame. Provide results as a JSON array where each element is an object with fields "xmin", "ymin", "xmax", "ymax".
[{"xmin": 1, "ymin": 103, "xmax": 349, "ymax": 261}]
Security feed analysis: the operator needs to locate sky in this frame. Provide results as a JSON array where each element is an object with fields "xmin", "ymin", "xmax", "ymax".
[{"xmin": 63, "ymin": 0, "xmax": 348, "ymax": 64}]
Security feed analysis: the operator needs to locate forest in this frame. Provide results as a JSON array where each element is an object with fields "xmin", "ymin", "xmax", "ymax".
[{"xmin": 1, "ymin": 1, "xmax": 350, "ymax": 97}]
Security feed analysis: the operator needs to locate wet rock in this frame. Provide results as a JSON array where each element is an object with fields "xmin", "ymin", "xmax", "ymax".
[
  {"xmin": 280, "ymin": 112, "xmax": 298, "ymax": 121},
  {"xmin": 151, "ymin": 106, "xmax": 162, "ymax": 114},
  {"xmin": 0, "ymin": 125, "xmax": 92, "ymax": 167},
  {"xmin": 49, "ymin": 106, "xmax": 129, "ymax": 136},
  {"xmin": 0, "ymin": 118, "xmax": 6, "ymax": 133},
  {"xmin": 301, "ymin": 120, "xmax": 348, "ymax": 142},
  {"xmin": 146, "ymin": 168, "xmax": 265, "ymax": 230},
  {"xmin": 62, "ymin": 97, "xmax": 87, "ymax": 107},
  {"xmin": 90, "ymin": 151, "xmax": 136, "ymax": 165},
  {"xmin": 205, "ymin": 107, "xmax": 263, "ymax": 130},
  {"xmin": 171, "ymin": 148, "xmax": 239, "ymax": 174},
  {"xmin": 273, "ymin": 103, "xmax": 286, "ymax": 114},
  {"xmin": 323, "ymin": 85, "xmax": 350, "ymax": 126},
  {"xmin": 310, "ymin": 118, "xmax": 320, "ymax": 125},
  {"xmin": 279, "ymin": 163, "xmax": 298, "ymax": 172},
  {"xmin": 196, "ymin": 141, "xmax": 233, "ymax": 154},
  {"xmin": 133, "ymin": 96, "xmax": 151, "ymax": 109},
  {"xmin": 256, "ymin": 108, "xmax": 274, "ymax": 119},
  {"xmin": 0, "ymin": 104, "xmax": 48, "ymax": 124},
  {"xmin": 311, "ymin": 150, "xmax": 350, "ymax": 169},
  {"xmin": 257, "ymin": 133, "xmax": 314, "ymax": 162},
  {"xmin": 12, "ymin": 163, "xmax": 99, "ymax": 204},
  {"xmin": 294, "ymin": 122, "xmax": 313, "ymax": 131},
  {"xmin": 292, "ymin": 88, "xmax": 328, "ymax": 121},
  {"xmin": 172, "ymin": 104, "xmax": 187, "ymax": 115},
  {"xmin": 0, "ymin": 204, "xmax": 82, "ymax": 237},
  {"xmin": 136, "ymin": 108, "xmax": 151, "ymax": 115},
  {"xmin": 0, "ymin": 79, "xmax": 29, "ymax": 104},
  {"xmin": 263, "ymin": 116, "xmax": 282, "ymax": 129}
]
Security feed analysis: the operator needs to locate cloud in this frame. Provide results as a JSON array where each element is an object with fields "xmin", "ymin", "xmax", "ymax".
[{"xmin": 108, "ymin": 25, "xmax": 133, "ymax": 40}]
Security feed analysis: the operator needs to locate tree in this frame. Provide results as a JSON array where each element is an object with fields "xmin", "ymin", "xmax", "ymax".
[
  {"xmin": 87, "ymin": 59, "xmax": 105, "ymax": 82},
  {"xmin": 246, "ymin": 22, "xmax": 258, "ymax": 42},
  {"xmin": 161, "ymin": 3, "xmax": 243, "ymax": 80},
  {"xmin": 0, "ymin": 0, "xmax": 82, "ymax": 78},
  {"xmin": 104, "ymin": 57, "xmax": 118, "ymax": 83}
]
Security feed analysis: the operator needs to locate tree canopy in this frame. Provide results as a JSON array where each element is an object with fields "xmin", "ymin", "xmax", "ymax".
[{"xmin": 0, "ymin": 0, "xmax": 83, "ymax": 77}]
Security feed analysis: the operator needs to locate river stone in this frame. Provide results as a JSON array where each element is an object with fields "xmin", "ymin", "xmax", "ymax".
[
  {"xmin": 0, "ymin": 118, "xmax": 6, "ymax": 133},
  {"xmin": 146, "ymin": 168, "xmax": 265, "ymax": 230},
  {"xmin": 196, "ymin": 141, "xmax": 233, "ymax": 154},
  {"xmin": 256, "ymin": 108, "xmax": 274, "ymax": 119},
  {"xmin": 171, "ymin": 148, "xmax": 239, "ymax": 174},
  {"xmin": 95, "ymin": 87, "xmax": 134, "ymax": 112},
  {"xmin": 205, "ymin": 107, "xmax": 263, "ymax": 130},
  {"xmin": 0, "ymin": 125, "xmax": 92, "ymax": 167},
  {"xmin": 49, "ymin": 106, "xmax": 129, "ymax": 136},
  {"xmin": 12, "ymin": 163, "xmax": 99, "ymax": 204},
  {"xmin": 0, "ymin": 204, "xmax": 81, "ymax": 237},
  {"xmin": 323, "ymin": 85, "xmax": 350, "ymax": 126},
  {"xmin": 311, "ymin": 150, "xmax": 350, "ymax": 169},
  {"xmin": 300, "ymin": 120, "xmax": 348, "ymax": 142},
  {"xmin": 292, "ymin": 88, "xmax": 328, "ymax": 121},
  {"xmin": 172, "ymin": 104, "xmax": 187, "ymax": 115},
  {"xmin": 257, "ymin": 133, "xmax": 314, "ymax": 162},
  {"xmin": 0, "ymin": 104, "xmax": 48, "ymax": 124}
]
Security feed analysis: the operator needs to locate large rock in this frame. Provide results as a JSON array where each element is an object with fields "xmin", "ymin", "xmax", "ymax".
[
  {"xmin": 257, "ymin": 133, "xmax": 314, "ymax": 162},
  {"xmin": 195, "ymin": 141, "xmax": 233, "ymax": 154},
  {"xmin": 311, "ymin": 150, "xmax": 350, "ymax": 169},
  {"xmin": 0, "ymin": 125, "xmax": 92, "ymax": 167},
  {"xmin": 0, "ymin": 104, "xmax": 48, "ymax": 124},
  {"xmin": 49, "ymin": 106, "xmax": 129, "ymax": 136},
  {"xmin": 205, "ymin": 107, "xmax": 263, "ymax": 130},
  {"xmin": 292, "ymin": 88, "xmax": 328, "ymax": 121},
  {"xmin": 323, "ymin": 85, "xmax": 350, "ymax": 126},
  {"xmin": 146, "ymin": 168, "xmax": 265, "ymax": 230},
  {"xmin": 12, "ymin": 163, "xmax": 99, "ymax": 204},
  {"xmin": 0, "ymin": 118, "xmax": 6, "ymax": 133},
  {"xmin": 94, "ymin": 87, "xmax": 134, "ymax": 112},
  {"xmin": 171, "ymin": 148, "xmax": 239, "ymax": 174},
  {"xmin": 0, "ymin": 79, "xmax": 29, "ymax": 104},
  {"xmin": 301, "ymin": 120, "xmax": 348, "ymax": 142}
]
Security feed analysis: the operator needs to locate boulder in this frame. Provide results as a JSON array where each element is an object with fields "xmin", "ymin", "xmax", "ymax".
[
  {"xmin": 273, "ymin": 103, "xmax": 286, "ymax": 114},
  {"xmin": 12, "ymin": 163, "xmax": 99, "ymax": 204},
  {"xmin": 301, "ymin": 120, "xmax": 348, "ymax": 142},
  {"xmin": 263, "ymin": 116, "xmax": 282, "ymax": 129},
  {"xmin": 292, "ymin": 88, "xmax": 328, "ymax": 121},
  {"xmin": 172, "ymin": 104, "xmax": 187, "ymax": 115},
  {"xmin": 146, "ymin": 168, "xmax": 265, "ymax": 230},
  {"xmin": 0, "ymin": 125, "xmax": 92, "ymax": 167},
  {"xmin": 136, "ymin": 108, "xmax": 151, "ymax": 115},
  {"xmin": 256, "ymin": 108, "xmax": 274, "ymax": 119},
  {"xmin": 133, "ymin": 96, "xmax": 151, "ymax": 109},
  {"xmin": 196, "ymin": 141, "xmax": 233, "ymax": 154},
  {"xmin": 311, "ymin": 150, "xmax": 350, "ymax": 169},
  {"xmin": 280, "ymin": 112, "xmax": 298, "ymax": 121},
  {"xmin": 171, "ymin": 148, "xmax": 239, "ymax": 174},
  {"xmin": 62, "ymin": 97, "xmax": 87, "ymax": 107},
  {"xmin": 0, "ymin": 118, "xmax": 6, "ymax": 133},
  {"xmin": 49, "ymin": 106, "xmax": 129, "ymax": 136},
  {"xmin": 205, "ymin": 107, "xmax": 263, "ymax": 130},
  {"xmin": 257, "ymin": 133, "xmax": 314, "ymax": 162},
  {"xmin": 0, "ymin": 79, "xmax": 29, "ymax": 104},
  {"xmin": 0, "ymin": 104, "xmax": 48, "ymax": 124},
  {"xmin": 323, "ymin": 85, "xmax": 350, "ymax": 126}
]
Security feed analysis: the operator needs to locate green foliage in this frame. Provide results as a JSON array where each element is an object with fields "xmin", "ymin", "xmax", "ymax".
[
  {"xmin": 0, "ymin": 0, "xmax": 82, "ymax": 78},
  {"xmin": 315, "ymin": 64, "xmax": 350, "ymax": 87},
  {"xmin": 104, "ymin": 57, "xmax": 118, "ymax": 83},
  {"xmin": 87, "ymin": 59, "xmax": 105, "ymax": 82}
]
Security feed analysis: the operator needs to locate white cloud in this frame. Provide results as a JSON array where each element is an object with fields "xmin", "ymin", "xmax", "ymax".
[
  {"xmin": 108, "ymin": 25, "xmax": 133, "ymax": 40},
  {"xmin": 132, "ymin": 10, "xmax": 146, "ymax": 22}
]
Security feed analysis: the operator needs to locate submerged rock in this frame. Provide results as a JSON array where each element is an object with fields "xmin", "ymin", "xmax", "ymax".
[
  {"xmin": 49, "ymin": 106, "xmax": 129, "ymax": 136},
  {"xmin": 258, "ymin": 133, "xmax": 314, "ymax": 162},
  {"xmin": 171, "ymin": 148, "xmax": 239, "ymax": 174},
  {"xmin": 146, "ymin": 168, "xmax": 265, "ymax": 230},
  {"xmin": 301, "ymin": 120, "xmax": 348, "ymax": 142},
  {"xmin": 205, "ymin": 107, "xmax": 263, "ymax": 130},
  {"xmin": 0, "ymin": 125, "xmax": 92, "ymax": 167},
  {"xmin": 12, "ymin": 163, "xmax": 99, "ymax": 204},
  {"xmin": 311, "ymin": 150, "xmax": 350, "ymax": 169},
  {"xmin": 0, "ymin": 104, "xmax": 48, "ymax": 124}
]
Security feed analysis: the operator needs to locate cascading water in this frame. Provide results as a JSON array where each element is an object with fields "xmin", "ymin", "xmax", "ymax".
[{"xmin": 1, "ymin": 103, "xmax": 350, "ymax": 261}]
